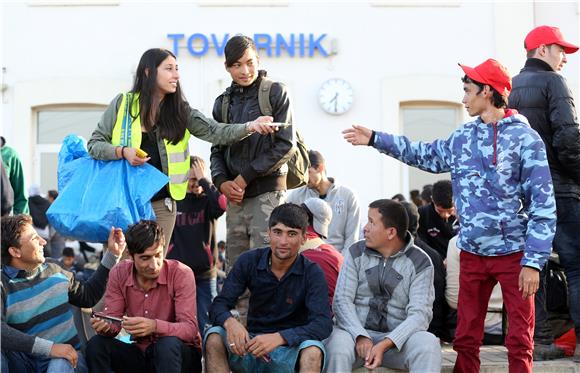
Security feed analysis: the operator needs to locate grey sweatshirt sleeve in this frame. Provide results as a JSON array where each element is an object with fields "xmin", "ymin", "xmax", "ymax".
[
  {"xmin": 386, "ymin": 265, "xmax": 435, "ymax": 349},
  {"xmin": 1, "ymin": 322, "xmax": 53, "ymax": 356},
  {"xmin": 87, "ymin": 94, "xmax": 123, "ymax": 160},
  {"xmin": 342, "ymin": 189, "xmax": 361, "ymax": 252},
  {"xmin": 332, "ymin": 244, "xmax": 371, "ymax": 341}
]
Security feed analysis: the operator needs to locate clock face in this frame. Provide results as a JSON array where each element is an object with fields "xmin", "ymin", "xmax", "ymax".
[{"xmin": 318, "ymin": 78, "xmax": 354, "ymax": 115}]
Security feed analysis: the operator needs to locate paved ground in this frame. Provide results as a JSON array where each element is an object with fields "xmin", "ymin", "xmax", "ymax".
[{"xmin": 352, "ymin": 344, "xmax": 580, "ymax": 372}]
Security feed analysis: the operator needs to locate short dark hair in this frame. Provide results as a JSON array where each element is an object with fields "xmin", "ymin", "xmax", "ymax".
[
  {"xmin": 308, "ymin": 150, "xmax": 325, "ymax": 168},
  {"xmin": 268, "ymin": 203, "xmax": 309, "ymax": 233},
  {"xmin": 401, "ymin": 201, "xmax": 420, "ymax": 236},
  {"xmin": 421, "ymin": 184, "xmax": 433, "ymax": 204},
  {"xmin": 368, "ymin": 199, "xmax": 408, "ymax": 240},
  {"xmin": 47, "ymin": 190, "xmax": 59, "ymax": 200},
  {"xmin": 391, "ymin": 193, "xmax": 406, "ymax": 202},
  {"xmin": 1, "ymin": 215, "xmax": 32, "ymax": 264},
  {"xmin": 62, "ymin": 247, "xmax": 75, "ymax": 258},
  {"xmin": 224, "ymin": 35, "xmax": 257, "ymax": 68},
  {"xmin": 462, "ymin": 75, "xmax": 508, "ymax": 109},
  {"xmin": 432, "ymin": 180, "xmax": 453, "ymax": 209},
  {"xmin": 125, "ymin": 220, "xmax": 165, "ymax": 256}
]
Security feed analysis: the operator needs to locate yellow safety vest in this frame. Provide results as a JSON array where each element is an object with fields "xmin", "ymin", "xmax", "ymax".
[{"xmin": 111, "ymin": 93, "xmax": 190, "ymax": 201}]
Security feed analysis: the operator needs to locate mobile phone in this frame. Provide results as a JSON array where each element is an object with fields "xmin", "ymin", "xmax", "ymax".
[
  {"xmin": 264, "ymin": 122, "xmax": 291, "ymax": 128},
  {"xmin": 92, "ymin": 311, "xmax": 123, "ymax": 324}
]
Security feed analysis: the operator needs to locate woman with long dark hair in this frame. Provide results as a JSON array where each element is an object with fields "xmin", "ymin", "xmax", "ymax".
[{"xmin": 89, "ymin": 48, "xmax": 275, "ymax": 246}]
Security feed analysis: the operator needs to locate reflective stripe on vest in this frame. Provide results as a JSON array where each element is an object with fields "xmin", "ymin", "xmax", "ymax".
[{"xmin": 111, "ymin": 93, "xmax": 190, "ymax": 201}]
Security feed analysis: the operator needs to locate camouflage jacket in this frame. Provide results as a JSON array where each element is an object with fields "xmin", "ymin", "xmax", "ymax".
[{"xmin": 372, "ymin": 112, "xmax": 556, "ymax": 270}]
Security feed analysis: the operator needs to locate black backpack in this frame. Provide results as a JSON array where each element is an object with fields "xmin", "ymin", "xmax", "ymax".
[{"xmin": 220, "ymin": 77, "xmax": 309, "ymax": 189}]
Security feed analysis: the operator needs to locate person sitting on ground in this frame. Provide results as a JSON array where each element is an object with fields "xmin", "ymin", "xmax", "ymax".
[
  {"xmin": 205, "ymin": 203, "xmax": 332, "ymax": 373},
  {"xmin": 1, "ymin": 214, "xmax": 124, "ymax": 373},
  {"xmin": 86, "ymin": 220, "xmax": 202, "ymax": 373},
  {"xmin": 417, "ymin": 180, "xmax": 457, "ymax": 259},
  {"xmin": 325, "ymin": 199, "xmax": 441, "ymax": 372},
  {"xmin": 299, "ymin": 198, "xmax": 344, "ymax": 308}
]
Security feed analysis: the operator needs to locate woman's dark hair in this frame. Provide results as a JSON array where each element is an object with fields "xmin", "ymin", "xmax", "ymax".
[
  {"xmin": 462, "ymin": 75, "xmax": 508, "ymax": 109},
  {"xmin": 132, "ymin": 48, "xmax": 189, "ymax": 144},
  {"xmin": 224, "ymin": 35, "xmax": 258, "ymax": 67},
  {"xmin": 268, "ymin": 203, "xmax": 309, "ymax": 233},
  {"xmin": 126, "ymin": 220, "xmax": 165, "ymax": 255},
  {"xmin": 368, "ymin": 199, "xmax": 409, "ymax": 240},
  {"xmin": 1, "ymin": 215, "xmax": 32, "ymax": 264}
]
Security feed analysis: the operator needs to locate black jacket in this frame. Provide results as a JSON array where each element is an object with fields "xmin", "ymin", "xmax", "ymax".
[
  {"xmin": 210, "ymin": 71, "xmax": 294, "ymax": 198},
  {"xmin": 509, "ymin": 58, "xmax": 580, "ymax": 199},
  {"xmin": 417, "ymin": 203, "xmax": 457, "ymax": 259},
  {"xmin": 168, "ymin": 178, "xmax": 224, "ymax": 279}
]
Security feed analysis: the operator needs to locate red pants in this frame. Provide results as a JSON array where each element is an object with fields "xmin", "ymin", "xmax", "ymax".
[{"xmin": 453, "ymin": 251, "xmax": 534, "ymax": 373}]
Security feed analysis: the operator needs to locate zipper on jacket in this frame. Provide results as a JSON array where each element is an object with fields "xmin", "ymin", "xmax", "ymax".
[{"xmin": 492, "ymin": 122, "xmax": 498, "ymax": 166}]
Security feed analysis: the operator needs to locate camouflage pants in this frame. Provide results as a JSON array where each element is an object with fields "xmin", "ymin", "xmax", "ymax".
[
  {"xmin": 226, "ymin": 190, "xmax": 286, "ymax": 326},
  {"xmin": 225, "ymin": 190, "xmax": 286, "ymax": 267}
]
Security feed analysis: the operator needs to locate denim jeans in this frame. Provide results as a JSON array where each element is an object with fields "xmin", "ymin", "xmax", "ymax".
[
  {"xmin": 196, "ymin": 277, "xmax": 217, "ymax": 334},
  {"xmin": 1, "ymin": 349, "xmax": 87, "ymax": 373},
  {"xmin": 551, "ymin": 197, "xmax": 580, "ymax": 339}
]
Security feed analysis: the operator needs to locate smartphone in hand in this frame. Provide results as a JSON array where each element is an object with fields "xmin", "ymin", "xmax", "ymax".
[{"xmin": 92, "ymin": 311, "xmax": 123, "ymax": 325}]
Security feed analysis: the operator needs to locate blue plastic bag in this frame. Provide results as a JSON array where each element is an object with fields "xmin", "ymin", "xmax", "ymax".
[{"xmin": 47, "ymin": 135, "xmax": 169, "ymax": 242}]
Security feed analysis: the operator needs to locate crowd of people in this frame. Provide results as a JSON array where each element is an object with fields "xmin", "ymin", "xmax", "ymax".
[{"xmin": 1, "ymin": 25, "xmax": 579, "ymax": 373}]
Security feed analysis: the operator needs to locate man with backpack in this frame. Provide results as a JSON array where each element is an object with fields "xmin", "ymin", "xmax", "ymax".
[{"xmin": 210, "ymin": 35, "xmax": 298, "ymax": 268}]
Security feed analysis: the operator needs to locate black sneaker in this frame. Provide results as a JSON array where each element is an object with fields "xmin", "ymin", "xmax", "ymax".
[{"xmin": 533, "ymin": 343, "xmax": 566, "ymax": 361}]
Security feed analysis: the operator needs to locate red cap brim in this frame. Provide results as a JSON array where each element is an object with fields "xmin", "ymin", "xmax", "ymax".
[
  {"xmin": 458, "ymin": 63, "xmax": 485, "ymax": 84},
  {"xmin": 559, "ymin": 41, "xmax": 579, "ymax": 54}
]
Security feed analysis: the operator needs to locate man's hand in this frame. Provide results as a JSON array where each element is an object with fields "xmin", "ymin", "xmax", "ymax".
[
  {"xmin": 122, "ymin": 316, "xmax": 156, "ymax": 338},
  {"xmin": 519, "ymin": 266, "xmax": 540, "ymax": 299},
  {"xmin": 355, "ymin": 336, "xmax": 373, "ymax": 361},
  {"xmin": 122, "ymin": 147, "xmax": 150, "ymax": 166},
  {"xmin": 224, "ymin": 316, "xmax": 250, "ymax": 357},
  {"xmin": 342, "ymin": 125, "xmax": 373, "ymax": 146},
  {"xmin": 220, "ymin": 181, "xmax": 245, "ymax": 204},
  {"xmin": 247, "ymin": 116, "xmax": 277, "ymax": 135},
  {"xmin": 90, "ymin": 316, "xmax": 112, "ymax": 334},
  {"xmin": 246, "ymin": 333, "xmax": 285, "ymax": 359},
  {"xmin": 107, "ymin": 227, "xmax": 126, "ymax": 256},
  {"xmin": 364, "ymin": 338, "xmax": 394, "ymax": 369},
  {"xmin": 233, "ymin": 175, "xmax": 248, "ymax": 190},
  {"xmin": 50, "ymin": 343, "xmax": 78, "ymax": 368}
]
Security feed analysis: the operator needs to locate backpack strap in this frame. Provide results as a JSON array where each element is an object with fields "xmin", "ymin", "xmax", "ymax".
[
  {"xmin": 220, "ymin": 93, "xmax": 230, "ymax": 124},
  {"xmin": 258, "ymin": 77, "xmax": 274, "ymax": 116}
]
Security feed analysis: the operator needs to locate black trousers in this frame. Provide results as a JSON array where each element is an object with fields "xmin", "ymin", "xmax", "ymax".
[{"xmin": 86, "ymin": 335, "xmax": 201, "ymax": 373}]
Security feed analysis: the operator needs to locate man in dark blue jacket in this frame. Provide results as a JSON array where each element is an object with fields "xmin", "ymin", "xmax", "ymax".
[
  {"xmin": 509, "ymin": 25, "xmax": 580, "ymax": 361},
  {"xmin": 204, "ymin": 203, "xmax": 332, "ymax": 373}
]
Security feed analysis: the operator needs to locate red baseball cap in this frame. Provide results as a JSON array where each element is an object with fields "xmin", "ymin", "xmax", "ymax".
[
  {"xmin": 525, "ymin": 25, "xmax": 579, "ymax": 54},
  {"xmin": 458, "ymin": 59, "xmax": 512, "ymax": 97}
]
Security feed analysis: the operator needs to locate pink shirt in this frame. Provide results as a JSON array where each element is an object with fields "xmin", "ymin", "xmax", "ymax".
[{"xmin": 99, "ymin": 259, "xmax": 201, "ymax": 350}]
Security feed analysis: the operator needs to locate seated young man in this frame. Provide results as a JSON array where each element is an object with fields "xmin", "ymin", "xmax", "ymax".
[
  {"xmin": 205, "ymin": 203, "xmax": 333, "ymax": 373},
  {"xmin": 86, "ymin": 220, "xmax": 202, "ymax": 373},
  {"xmin": 1, "ymin": 215, "xmax": 124, "ymax": 373},
  {"xmin": 325, "ymin": 199, "xmax": 441, "ymax": 372}
]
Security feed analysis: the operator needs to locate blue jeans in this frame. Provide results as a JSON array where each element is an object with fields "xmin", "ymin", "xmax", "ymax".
[
  {"xmin": 1, "ymin": 349, "xmax": 87, "ymax": 373},
  {"xmin": 196, "ymin": 277, "xmax": 217, "ymax": 334},
  {"xmin": 204, "ymin": 326, "xmax": 326, "ymax": 373},
  {"xmin": 552, "ymin": 197, "xmax": 580, "ymax": 339}
]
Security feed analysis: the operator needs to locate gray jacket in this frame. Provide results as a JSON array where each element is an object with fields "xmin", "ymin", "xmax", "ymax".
[
  {"xmin": 333, "ymin": 236, "xmax": 434, "ymax": 350},
  {"xmin": 286, "ymin": 178, "xmax": 361, "ymax": 252},
  {"xmin": 88, "ymin": 93, "xmax": 251, "ymax": 176}
]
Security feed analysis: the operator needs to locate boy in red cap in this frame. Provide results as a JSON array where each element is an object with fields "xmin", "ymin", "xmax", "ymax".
[
  {"xmin": 343, "ymin": 58, "xmax": 556, "ymax": 373},
  {"xmin": 510, "ymin": 25, "xmax": 580, "ymax": 361}
]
